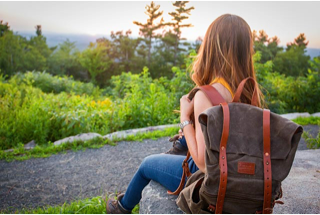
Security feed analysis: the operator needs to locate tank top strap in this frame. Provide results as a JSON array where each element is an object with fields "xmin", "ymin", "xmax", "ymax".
[{"xmin": 210, "ymin": 77, "xmax": 234, "ymax": 98}]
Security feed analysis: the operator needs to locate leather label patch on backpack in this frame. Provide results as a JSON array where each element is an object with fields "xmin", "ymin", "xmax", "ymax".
[{"xmin": 238, "ymin": 162, "xmax": 255, "ymax": 175}]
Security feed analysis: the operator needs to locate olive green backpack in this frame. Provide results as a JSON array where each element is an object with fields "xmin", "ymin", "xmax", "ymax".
[{"xmin": 173, "ymin": 78, "xmax": 303, "ymax": 214}]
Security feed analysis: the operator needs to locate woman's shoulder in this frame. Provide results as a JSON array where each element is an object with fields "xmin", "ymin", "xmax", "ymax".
[{"xmin": 193, "ymin": 83, "xmax": 233, "ymax": 105}]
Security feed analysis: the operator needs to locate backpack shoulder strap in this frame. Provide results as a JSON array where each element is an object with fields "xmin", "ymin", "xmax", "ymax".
[{"xmin": 188, "ymin": 85, "xmax": 226, "ymax": 105}]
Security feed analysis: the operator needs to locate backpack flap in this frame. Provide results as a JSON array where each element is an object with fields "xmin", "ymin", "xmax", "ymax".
[{"xmin": 199, "ymin": 103, "xmax": 303, "ymax": 184}]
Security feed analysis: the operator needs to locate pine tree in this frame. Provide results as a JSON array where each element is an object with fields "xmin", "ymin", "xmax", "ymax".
[
  {"xmin": 167, "ymin": 1, "xmax": 194, "ymax": 65},
  {"xmin": 133, "ymin": 1, "xmax": 164, "ymax": 64},
  {"xmin": 35, "ymin": 25, "xmax": 42, "ymax": 37},
  {"xmin": 0, "ymin": 20, "xmax": 10, "ymax": 37},
  {"xmin": 253, "ymin": 30, "xmax": 282, "ymax": 63},
  {"xmin": 287, "ymin": 33, "xmax": 309, "ymax": 51}
]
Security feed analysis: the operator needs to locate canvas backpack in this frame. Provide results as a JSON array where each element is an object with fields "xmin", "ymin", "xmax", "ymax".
[{"xmin": 171, "ymin": 77, "xmax": 303, "ymax": 214}]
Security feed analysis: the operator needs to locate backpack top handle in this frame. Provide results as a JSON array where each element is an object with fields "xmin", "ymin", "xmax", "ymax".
[{"xmin": 232, "ymin": 77, "xmax": 259, "ymax": 107}]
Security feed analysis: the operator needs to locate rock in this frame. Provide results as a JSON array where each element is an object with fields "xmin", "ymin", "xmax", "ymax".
[
  {"xmin": 273, "ymin": 149, "xmax": 320, "ymax": 214},
  {"xmin": 24, "ymin": 140, "xmax": 36, "ymax": 150},
  {"xmin": 140, "ymin": 181, "xmax": 183, "ymax": 214},
  {"xmin": 311, "ymin": 112, "xmax": 320, "ymax": 117},
  {"xmin": 4, "ymin": 148, "xmax": 14, "ymax": 153},
  {"xmin": 53, "ymin": 133, "xmax": 102, "ymax": 146},
  {"xmin": 139, "ymin": 149, "xmax": 320, "ymax": 214},
  {"xmin": 280, "ymin": 112, "xmax": 310, "ymax": 120},
  {"xmin": 103, "ymin": 124, "xmax": 178, "ymax": 141}
]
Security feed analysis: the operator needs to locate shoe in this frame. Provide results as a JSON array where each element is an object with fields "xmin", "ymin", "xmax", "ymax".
[
  {"xmin": 106, "ymin": 193, "xmax": 131, "ymax": 214},
  {"xmin": 165, "ymin": 135, "xmax": 188, "ymax": 156}
]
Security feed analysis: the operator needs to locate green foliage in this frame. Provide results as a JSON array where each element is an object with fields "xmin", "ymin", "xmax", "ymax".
[
  {"xmin": 0, "ymin": 137, "xmax": 111, "ymax": 162},
  {"xmin": 12, "ymin": 71, "xmax": 102, "ymax": 97},
  {"xmin": 133, "ymin": 1, "xmax": 164, "ymax": 65},
  {"xmin": 0, "ymin": 20, "xmax": 10, "ymax": 36},
  {"xmin": 0, "ymin": 31, "xmax": 26, "ymax": 76},
  {"xmin": 254, "ymin": 52, "xmax": 320, "ymax": 114},
  {"xmin": 0, "ymin": 25, "xmax": 52, "ymax": 77},
  {"xmin": 124, "ymin": 126, "xmax": 179, "ymax": 142},
  {"xmin": 302, "ymin": 132, "xmax": 320, "ymax": 149},
  {"xmin": 0, "ymin": 65, "xmax": 187, "ymax": 150},
  {"xmin": 78, "ymin": 42, "xmax": 111, "ymax": 84},
  {"xmin": 0, "ymin": 79, "xmax": 113, "ymax": 150},
  {"xmin": 253, "ymin": 30, "xmax": 283, "ymax": 63},
  {"xmin": 292, "ymin": 116, "xmax": 320, "ymax": 126},
  {"xmin": 47, "ymin": 39, "xmax": 84, "ymax": 78},
  {"xmin": 0, "ymin": 195, "xmax": 139, "ymax": 214},
  {"xmin": 109, "ymin": 67, "xmax": 179, "ymax": 130},
  {"xmin": 273, "ymin": 45, "xmax": 310, "ymax": 76},
  {"xmin": 262, "ymin": 69, "xmax": 319, "ymax": 113}
]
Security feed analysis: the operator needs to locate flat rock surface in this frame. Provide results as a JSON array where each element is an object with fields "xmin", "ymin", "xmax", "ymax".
[
  {"xmin": 0, "ymin": 125, "xmax": 319, "ymax": 213},
  {"xmin": 273, "ymin": 149, "xmax": 320, "ymax": 214}
]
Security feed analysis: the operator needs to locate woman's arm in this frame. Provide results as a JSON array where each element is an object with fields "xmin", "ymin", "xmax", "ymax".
[{"xmin": 180, "ymin": 90, "xmax": 213, "ymax": 173}]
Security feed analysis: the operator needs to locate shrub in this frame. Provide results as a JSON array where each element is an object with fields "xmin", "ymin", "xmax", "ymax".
[
  {"xmin": 12, "ymin": 71, "xmax": 102, "ymax": 97},
  {"xmin": 0, "ymin": 80, "xmax": 113, "ymax": 150}
]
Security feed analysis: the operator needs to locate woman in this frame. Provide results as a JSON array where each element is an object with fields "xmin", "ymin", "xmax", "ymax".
[{"xmin": 106, "ymin": 14, "xmax": 263, "ymax": 214}]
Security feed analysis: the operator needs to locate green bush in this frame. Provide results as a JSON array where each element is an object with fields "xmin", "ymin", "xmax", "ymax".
[
  {"xmin": 254, "ymin": 52, "xmax": 320, "ymax": 114},
  {"xmin": 0, "ymin": 80, "xmax": 113, "ymax": 150},
  {"xmin": 12, "ymin": 71, "xmax": 102, "ymax": 97},
  {"xmin": 109, "ymin": 67, "xmax": 180, "ymax": 130},
  {"xmin": 1, "ymin": 52, "xmax": 319, "ymax": 151},
  {"xmin": 0, "ymin": 67, "xmax": 185, "ymax": 150}
]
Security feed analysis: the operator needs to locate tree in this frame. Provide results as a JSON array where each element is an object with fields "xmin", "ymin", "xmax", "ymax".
[
  {"xmin": 47, "ymin": 39, "xmax": 84, "ymax": 78},
  {"xmin": 78, "ymin": 42, "xmax": 111, "ymax": 84},
  {"xmin": 35, "ymin": 25, "xmax": 42, "ymax": 37},
  {"xmin": 0, "ymin": 20, "xmax": 10, "ymax": 37},
  {"xmin": 253, "ymin": 30, "xmax": 282, "ymax": 63},
  {"xmin": 167, "ymin": 1, "xmax": 194, "ymax": 66},
  {"xmin": 0, "ymin": 31, "xmax": 26, "ymax": 76},
  {"xmin": 273, "ymin": 34, "xmax": 310, "ymax": 77},
  {"xmin": 287, "ymin": 33, "xmax": 309, "ymax": 51},
  {"xmin": 23, "ymin": 25, "xmax": 52, "ymax": 72},
  {"xmin": 133, "ymin": 1, "xmax": 164, "ymax": 65},
  {"xmin": 110, "ymin": 30, "xmax": 140, "ymax": 72}
]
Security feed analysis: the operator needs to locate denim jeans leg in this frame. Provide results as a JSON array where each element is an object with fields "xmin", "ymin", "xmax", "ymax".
[
  {"xmin": 179, "ymin": 135, "xmax": 188, "ymax": 148},
  {"xmin": 120, "ymin": 154, "xmax": 198, "ymax": 211}
]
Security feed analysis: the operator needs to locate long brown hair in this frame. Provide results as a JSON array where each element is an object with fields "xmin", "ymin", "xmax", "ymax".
[{"xmin": 191, "ymin": 14, "xmax": 264, "ymax": 107}]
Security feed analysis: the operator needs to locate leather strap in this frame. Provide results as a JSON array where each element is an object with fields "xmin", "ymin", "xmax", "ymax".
[
  {"xmin": 232, "ymin": 77, "xmax": 258, "ymax": 107},
  {"xmin": 168, "ymin": 86, "xmax": 227, "ymax": 196},
  {"xmin": 167, "ymin": 151, "xmax": 191, "ymax": 195},
  {"xmin": 263, "ymin": 109, "xmax": 272, "ymax": 214},
  {"xmin": 188, "ymin": 85, "xmax": 226, "ymax": 106},
  {"xmin": 215, "ymin": 102, "xmax": 230, "ymax": 214}
]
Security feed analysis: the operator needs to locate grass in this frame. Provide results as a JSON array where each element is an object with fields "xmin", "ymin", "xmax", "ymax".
[
  {"xmin": 292, "ymin": 116, "xmax": 320, "ymax": 149},
  {"xmin": 292, "ymin": 116, "xmax": 320, "ymax": 125},
  {"xmin": 302, "ymin": 131, "xmax": 320, "ymax": 149},
  {"xmin": 1, "ymin": 116, "xmax": 319, "ymax": 162},
  {"xmin": 0, "ymin": 195, "xmax": 139, "ymax": 214},
  {"xmin": 0, "ymin": 127, "xmax": 179, "ymax": 162}
]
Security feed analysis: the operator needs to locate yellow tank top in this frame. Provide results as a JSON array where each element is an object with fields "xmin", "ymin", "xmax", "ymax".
[{"xmin": 210, "ymin": 77, "xmax": 235, "ymax": 98}]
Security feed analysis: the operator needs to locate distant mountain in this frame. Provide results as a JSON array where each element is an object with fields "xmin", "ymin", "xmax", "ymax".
[
  {"xmin": 306, "ymin": 48, "xmax": 320, "ymax": 59},
  {"xmin": 19, "ymin": 31, "xmax": 109, "ymax": 51},
  {"xmin": 19, "ymin": 32, "xmax": 320, "ymax": 59}
]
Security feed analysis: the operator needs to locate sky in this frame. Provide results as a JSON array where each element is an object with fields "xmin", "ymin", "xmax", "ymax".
[{"xmin": 1, "ymin": 1, "xmax": 320, "ymax": 48}]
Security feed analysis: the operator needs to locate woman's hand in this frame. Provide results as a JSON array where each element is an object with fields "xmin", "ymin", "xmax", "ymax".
[{"xmin": 180, "ymin": 94, "xmax": 194, "ymax": 122}]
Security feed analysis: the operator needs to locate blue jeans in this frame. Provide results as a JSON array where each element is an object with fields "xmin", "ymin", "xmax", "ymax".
[{"xmin": 120, "ymin": 137, "xmax": 197, "ymax": 211}]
